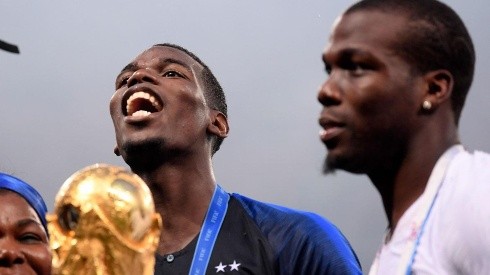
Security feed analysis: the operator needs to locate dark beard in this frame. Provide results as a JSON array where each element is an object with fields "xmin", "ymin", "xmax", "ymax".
[
  {"xmin": 322, "ymin": 155, "xmax": 337, "ymax": 175},
  {"xmin": 321, "ymin": 148, "xmax": 369, "ymax": 175},
  {"xmin": 322, "ymin": 136, "xmax": 408, "ymax": 176},
  {"xmin": 121, "ymin": 138, "xmax": 165, "ymax": 173}
]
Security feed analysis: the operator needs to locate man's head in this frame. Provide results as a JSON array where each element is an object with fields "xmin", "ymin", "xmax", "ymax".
[
  {"xmin": 345, "ymin": 0, "xmax": 475, "ymax": 124},
  {"xmin": 110, "ymin": 44, "xmax": 229, "ymax": 170},
  {"xmin": 317, "ymin": 0, "xmax": 474, "ymax": 174}
]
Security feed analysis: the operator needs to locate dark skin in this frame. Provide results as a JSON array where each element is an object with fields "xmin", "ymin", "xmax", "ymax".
[
  {"xmin": 110, "ymin": 46, "xmax": 229, "ymax": 254},
  {"xmin": 0, "ymin": 191, "xmax": 51, "ymax": 275},
  {"xmin": 318, "ymin": 10, "xmax": 459, "ymax": 232}
]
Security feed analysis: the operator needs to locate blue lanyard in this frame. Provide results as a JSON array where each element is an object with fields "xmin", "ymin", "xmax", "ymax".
[{"xmin": 188, "ymin": 184, "xmax": 229, "ymax": 275}]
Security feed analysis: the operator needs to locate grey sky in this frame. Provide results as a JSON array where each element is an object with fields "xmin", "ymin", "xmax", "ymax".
[{"xmin": 2, "ymin": 0, "xmax": 489, "ymax": 270}]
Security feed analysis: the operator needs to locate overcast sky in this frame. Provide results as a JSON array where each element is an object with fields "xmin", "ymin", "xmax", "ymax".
[{"xmin": 2, "ymin": 0, "xmax": 489, "ymax": 270}]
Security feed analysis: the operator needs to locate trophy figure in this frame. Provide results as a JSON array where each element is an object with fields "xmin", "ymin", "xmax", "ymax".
[{"xmin": 46, "ymin": 164, "xmax": 162, "ymax": 275}]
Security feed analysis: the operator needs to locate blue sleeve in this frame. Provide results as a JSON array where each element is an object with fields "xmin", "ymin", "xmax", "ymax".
[
  {"xmin": 233, "ymin": 194, "xmax": 362, "ymax": 274},
  {"xmin": 278, "ymin": 212, "xmax": 362, "ymax": 274}
]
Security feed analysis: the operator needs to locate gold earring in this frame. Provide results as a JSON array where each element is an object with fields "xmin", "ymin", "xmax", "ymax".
[{"xmin": 422, "ymin": 100, "xmax": 432, "ymax": 110}]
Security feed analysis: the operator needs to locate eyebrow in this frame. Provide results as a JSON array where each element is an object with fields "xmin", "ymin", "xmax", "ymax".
[
  {"xmin": 119, "ymin": 57, "xmax": 193, "ymax": 75},
  {"xmin": 336, "ymin": 48, "xmax": 365, "ymax": 58},
  {"xmin": 120, "ymin": 63, "xmax": 139, "ymax": 74},
  {"xmin": 16, "ymin": 218, "xmax": 43, "ymax": 229},
  {"xmin": 324, "ymin": 47, "xmax": 372, "ymax": 63}
]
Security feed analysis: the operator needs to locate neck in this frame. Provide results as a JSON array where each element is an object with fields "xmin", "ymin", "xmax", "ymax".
[
  {"xmin": 370, "ymin": 116, "xmax": 459, "ymax": 231},
  {"xmin": 133, "ymin": 153, "xmax": 217, "ymax": 255}
]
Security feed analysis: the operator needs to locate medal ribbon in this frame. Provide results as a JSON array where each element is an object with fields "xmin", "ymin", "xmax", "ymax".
[{"xmin": 189, "ymin": 184, "xmax": 229, "ymax": 275}]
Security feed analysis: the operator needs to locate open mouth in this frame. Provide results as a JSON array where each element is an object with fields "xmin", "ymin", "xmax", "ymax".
[{"xmin": 125, "ymin": 91, "xmax": 163, "ymax": 117}]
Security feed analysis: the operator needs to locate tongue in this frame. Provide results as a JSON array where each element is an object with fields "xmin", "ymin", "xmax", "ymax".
[{"xmin": 127, "ymin": 98, "xmax": 160, "ymax": 116}]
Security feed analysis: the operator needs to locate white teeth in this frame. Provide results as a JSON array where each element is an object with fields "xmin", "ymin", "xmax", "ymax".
[
  {"xmin": 126, "ymin": 91, "xmax": 162, "ymax": 116},
  {"xmin": 132, "ymin": 110, "xmax": 152, "ymax": 117}
]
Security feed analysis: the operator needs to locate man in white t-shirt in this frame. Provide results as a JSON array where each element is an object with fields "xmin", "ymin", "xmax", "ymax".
[{"xmin": 316, "ymin": 0, "xmax": 490, "ymax": 274}]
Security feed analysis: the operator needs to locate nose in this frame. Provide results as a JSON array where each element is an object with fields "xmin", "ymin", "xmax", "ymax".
[
  {"xmin": 0, "ymin": 246, "xmax": 25, "ymax": 267},
  {"xmin": 317, "ymin": 76, "xmax": 341, "ymax": 107},
  {"xmin": 127, "ymin": 68, "xmax": 158, "ymax": 87}
]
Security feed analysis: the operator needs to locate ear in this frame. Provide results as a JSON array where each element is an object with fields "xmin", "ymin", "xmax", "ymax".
[
  {"xmin": 114, "ymin": 145, "xmax": 121, "ymax": 156},
  {"xmin": 207, "ymin": 110, "xmax": 229, "ymax": 139},
  {"xmin": 422, "ymin": 69, "xmax": 454, "ymax": 109}
]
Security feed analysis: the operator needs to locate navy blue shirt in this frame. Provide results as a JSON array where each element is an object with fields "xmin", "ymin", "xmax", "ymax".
[{"xmin": 155, "ymin": 193, "xmax": 361, "ymax": 274}]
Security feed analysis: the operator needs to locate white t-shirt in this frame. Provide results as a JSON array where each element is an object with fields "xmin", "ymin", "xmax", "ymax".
[{"xmin": 369, "ymin": 148, "xmax": 490, "ymax": 275}]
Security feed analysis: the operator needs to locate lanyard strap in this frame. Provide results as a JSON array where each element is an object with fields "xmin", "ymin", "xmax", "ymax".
[
  {"xmin": 369, "ymin": 145, "xmax": 463, "ymax": 275},
  {"xmin": 189, "ymin": 184, "xmax": 229, "ymax": 275}
]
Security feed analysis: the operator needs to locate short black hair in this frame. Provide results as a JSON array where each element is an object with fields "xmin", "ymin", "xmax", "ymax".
[
  {"xmin": 346, "ymin": 0, "xmax": 475, "ymax": 125},
  {"xmin": 153, "ymin": 43, "xmax": 228, "ymax": 155}
]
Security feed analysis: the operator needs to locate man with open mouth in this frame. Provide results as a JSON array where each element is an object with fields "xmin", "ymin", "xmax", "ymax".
[{"xmin": 109, "ymin": 43, "xmax": 361, "ymax": 274}]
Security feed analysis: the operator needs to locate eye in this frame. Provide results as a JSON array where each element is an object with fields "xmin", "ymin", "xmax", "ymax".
[
  {"xmin": 162, "ymin": 70, "xmax": 183, "ymax": 78},
  {"xmin": 324, "ymin": 63, "xmax": 332, "ymax": 75},
  {"xmin": 341, "ymin": 60, "xmax": 369, "ymax": 76},
  {"xmin": 116, "ymin": 76, "xmax": 130, "ymax": 89},
  {"xmin": 120, "ymin": 77, "xmax": 129, "ymax": 86},
  {"xmin": 18, "ymin": 233, "xmax": 44, "ymax": 244}
]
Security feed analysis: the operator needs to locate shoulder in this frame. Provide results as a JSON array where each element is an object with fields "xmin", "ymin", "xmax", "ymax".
[
  {"xmin": 441, "ymin": 148, "xmax": 490, "ymax": 222},
  {"xmin": 232, "ymin": 193, "xmax": 342, "ymax": 236},
  {"xmin": 444, "ymin": 149, "xmax": 490, "ymax": 205},
  {"xmin": 435, "ymin": 149, "xmax": 490, "ymax": 273},
  {"xmin": 231, "ymin": 193, "xmax": 362, "ymax": 274},
  {"xmin": 449, "ymin": 149, "xmax": 490, "ymax": 180}
]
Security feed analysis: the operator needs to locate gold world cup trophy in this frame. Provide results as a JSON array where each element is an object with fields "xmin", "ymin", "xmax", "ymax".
[{"xmin": 46, "ymin": 164, "xmax": 162, "ymax": 275}]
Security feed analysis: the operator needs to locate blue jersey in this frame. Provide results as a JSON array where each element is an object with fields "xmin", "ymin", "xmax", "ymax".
[{"xmin": 155, "ymin": 193, "xmax": 361, "ymax": 274}]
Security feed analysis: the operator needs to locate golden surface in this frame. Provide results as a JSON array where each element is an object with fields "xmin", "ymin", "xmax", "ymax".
[{"xmin": 47, "ymin": 164, "xmax": 161, "ymax": 275}]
